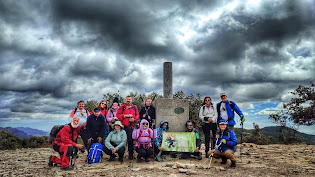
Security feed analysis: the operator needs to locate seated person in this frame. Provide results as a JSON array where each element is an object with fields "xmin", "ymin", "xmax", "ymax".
[
  {"xmin": 48, "ymin": 117, "xmax": 85, "ymax": 170},
  {"xmin": 132, "ymin": 119, "xmax": 157, "ymax": 162},
  {"xmin": 86, "ymin": 107, "xmax": 107, "ymax": 151},
  {"xmin": 154, "ymin": 120, "xmax": 169, "ymax": 162},
  {"xmin": 209, "ymin": 119, "xmax": 238, "ymax": 167},
  {"xmin": 181, "ymin": 120, "xmax": 202, "ymax": 160},
  {"xmin": 104, "ymin": 121, "xmax": 127, "ymax": 163}
]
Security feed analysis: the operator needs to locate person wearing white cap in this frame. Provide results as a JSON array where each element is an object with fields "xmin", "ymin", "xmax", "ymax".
[
  {"xmin": 208, "ymin": 119, "xmax": 238, "ymax": 167},
  {"xmin": 217, "ymin": 93, "xmax": 245, "ymax": 130}
]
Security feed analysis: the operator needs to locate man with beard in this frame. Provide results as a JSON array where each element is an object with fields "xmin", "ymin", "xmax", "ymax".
[
  {"xmin": 117, "ymin": 96, "xmax": 139, "ymax": 160},
  {"xmin": 48, "ymin": 117, "xmax": 85, "ymax": 170}
]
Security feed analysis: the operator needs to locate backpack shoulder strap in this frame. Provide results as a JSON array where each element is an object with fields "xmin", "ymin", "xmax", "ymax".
[
  {"xmin": 133, "ymin": 105, "xmax": 136, "ymax": 114},
  {"xmin": 229, "ymin": 101, "xmax": 234, "ymax": 112},
  {"xmin": 74, "ymin": 108, "xmax": 77, "ymax": 114}
]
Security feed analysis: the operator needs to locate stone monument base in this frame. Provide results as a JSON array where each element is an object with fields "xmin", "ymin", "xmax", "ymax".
[{"xmin": 154, "ymin": 98, "xmax": 189, "ymax": 132}]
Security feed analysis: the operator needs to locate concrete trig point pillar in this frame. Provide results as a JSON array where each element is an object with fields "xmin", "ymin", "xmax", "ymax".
[{"xmin": 155, "ymin": 62, "xmax": 189, "ymax": 132}]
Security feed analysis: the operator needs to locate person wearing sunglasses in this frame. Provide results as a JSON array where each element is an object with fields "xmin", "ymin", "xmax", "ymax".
[
  {"xmin": 180, "ymin": 120, "xmax": 202, "ymax": 160},
  {"xmin": 139, "ymin": 97, "xmax": 156, "ymax": 128},
  {"xmin": 132, "ymin": 119, "xmax": 156, "ymax": 162},
  {"xmin": 154, "ymin": 120, "xmax": 169, "ymax": 162},
  {"xmin": 92, "ymin": 100, "xmax": 108, "ymax": 118},
  {"xmin": 199, "ymin": 96, "xmax": 218, "ymax": 157}
]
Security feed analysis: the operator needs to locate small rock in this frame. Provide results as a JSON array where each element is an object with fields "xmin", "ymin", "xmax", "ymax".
[
  {"xmin": 176, "ymin": 162, "xmax": 186, "ymax": 168},
  {"xmin": 186, "ymin": 164, "xmax": 195, "ymax": 169},
  {"xmin": 132, "ymin": 168, "xmax": 141, "ymax": 172},
  {"xmin": 165, "ymin": 163, "xmax": 175, "ymax": 167},
  {"xmin": 172, "ymin": 165, "xmax": 177, "ymax": 169},
  {"xmin": 179, "ymin": 168, "xmax": 188, "ymax": 173},
  {"xmin": 187, "ymin": 170, "xmax": 197, "ymax": 175}
]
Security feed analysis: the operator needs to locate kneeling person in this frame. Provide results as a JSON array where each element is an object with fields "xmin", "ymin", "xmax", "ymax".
[
  {"xmin": 209, "ymin": 119, "xmax": 238, "ymax": 167},
  {"xmin": 48, "ymin": 117, "xmax": 85, "ymax": 170},
  {"xmin": 181, "ymin": 120, "xmax": 202, "ymax": 160},
  {"xmin": 104, "ymin": 121, "xmax": 127, "ymax": 163},
  {"xmin": 132, "ymin": 119, "xmax": 156, "ymax": 162}
]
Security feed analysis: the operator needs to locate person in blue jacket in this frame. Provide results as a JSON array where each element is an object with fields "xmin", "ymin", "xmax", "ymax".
[
  {"xmin": 154, "ymin": 120, "xmax": 169, "ymax": 162},
  {"xmin": 217, "ymin": 93, "xmax": 245, "ymax": 130},
  {"xmin": 86, "ymin": 107, "xmax": 108, "ymax": 151},
  {"xmin": 209, "ymin": 119, "xmax": 238, "ymax": 167}
]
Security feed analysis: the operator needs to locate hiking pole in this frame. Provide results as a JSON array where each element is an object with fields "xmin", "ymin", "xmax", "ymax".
[
  {"xmin": 207, "ymin": 141, "xmax": 222, "ymax": 169},
  {"xmin": 202, "ymin": 138, "xmax": 218, "ymax": 166},
  {"xmin": 240, "ymin": 122, "xmax": 243, "ymax": 162}
]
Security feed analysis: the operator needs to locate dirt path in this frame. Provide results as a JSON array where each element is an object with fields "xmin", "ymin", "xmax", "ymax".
[{"xmin": 0, "ymin": 143, "xmax": 314, "ymax": 177}]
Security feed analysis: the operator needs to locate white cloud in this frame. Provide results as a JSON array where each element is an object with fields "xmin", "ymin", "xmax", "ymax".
[{"xmin": 257, "ymin": 103, "xmax": 284, "ymax": 115}]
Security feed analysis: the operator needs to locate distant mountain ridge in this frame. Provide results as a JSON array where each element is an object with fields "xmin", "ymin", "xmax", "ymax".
[{"xmin": 0, "ymin": 127, "xmax": 49, "ymax": 139}]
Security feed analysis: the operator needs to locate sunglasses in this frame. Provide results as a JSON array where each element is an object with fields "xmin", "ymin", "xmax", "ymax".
[
  {"xmin": 143, "ymin": 123, "xmax": 148, "ymax": 125},
  {"xmin": 187, "ymin": 125, "xmax": 193, "ymax": 127},
  {"xmin": 101, "ymin": 103, "xmax": 107, "ymax": 105},
  {"xmin": 205, "ymin": 100, "xmax": 211, "ymax": 101}
]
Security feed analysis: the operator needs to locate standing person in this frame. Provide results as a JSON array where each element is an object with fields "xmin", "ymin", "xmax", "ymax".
[
  {"xmin": 116, "ymin": 96, "xmax": 139, "ymax": 160},
  {"xmin": 106, "ymin": 97, "xmax": 120, "ymax": 131},
  {"xmin": 132, "ymin": 119, "xmax": 157, "ymax": 162},
  {"xmin": 139, "ymin": 97, "xmax": 156, "ymax": 128},
  {"xmin": 199, "ymin": 96, "xmax": 218, "ymax": 157},
  {"xmin": 86, "ymin": 108, "xmax": 107, "ymax": 151},
  {"xmin": 210, "ymin": 119, "xmax": 238, "ymax": 167},
  {"xmin": 48, "ymin": 117, "xmax": 85, "ymax": 170},
  {"xmin": 69, "ymin": 100, "xmax": 90, "ymax": 148},
  {"xmin": 104, "ymin": 121, "xmax": 127, "ymax": 163},
  {"xmin": 154, "ymin": 120, "xmax": 169, "ymax": 162},
  {"xmin": 217, "ymin": 93, "xmax": 245, "ymax": 130},
  {"xmin": 92, "ymin": 100, "xmax": 108, "ymax": 118},
  {"xmin": 181, "ymin": 120, "xmax": 202, "ymax": 160}
]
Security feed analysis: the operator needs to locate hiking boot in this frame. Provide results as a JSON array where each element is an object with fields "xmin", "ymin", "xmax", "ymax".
[
  {"xmin": 145, "ymin": 158, "xmax": 150, "ymax": 162},
  {"xmin": 119, "ymin": 157, "xmax": 123, "ymax": 163},
  {"xmin": 230, "ymin": 161, "xmax": 236, "ymax": 167},
  {"xmin": 198, "ymin": 153, "xmax": 202, "ymax": 160},
  {"xmin": 205, "ymin": 152, "xmax": 209, "ymax": 158},
  {"xmin": 61, "ymin": 165, "xmax": 74, "ymax": 171},
  {"xmin": 48, "ymin": 155, "xmax": 53, "ymax": 167},
  {"xmin": 137, "ymin": 158, "xmax": 142, "ymax": 163},
  {"xmin": 128, "ymin": 155, "xmax": 133, "ymax": 160},
  {"xmin": 156, "ymin": 155, "xmax": 163, "ymax": 162},
  {"xmin": 108, "ymin": 155, "xmax": 115, "ymax": 162},
  {"xmin": 221, "ymin": 157, "xmax": 227, "ymax": 164}
]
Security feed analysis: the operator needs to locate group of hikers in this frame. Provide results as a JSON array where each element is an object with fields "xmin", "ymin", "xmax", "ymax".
[{"xmin": 48, "ymin": 93, "xmax": 245, "ymax": 171}]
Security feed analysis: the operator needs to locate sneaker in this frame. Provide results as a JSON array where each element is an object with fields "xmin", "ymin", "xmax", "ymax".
[
  {"xmin": 198, "ymin": 153, "xmax": 202, "ymax": 160},
  {"xmin": 156, "ymin": 155, "xmax": 163, "ymax": 162},
  {"xmin": 48, "ymin": 155, "xmax": 53, "ymax": 167},
  {"xmin": 230, "ymin": 161, "xmax": 236, "ymax": 167},
  {"xmin": 61, "ymin": 165, "xmax": 74, "ymax": 171},
  {"xmin": 221, "ymin": 157, "xmax": 227, "ymax": 164}
]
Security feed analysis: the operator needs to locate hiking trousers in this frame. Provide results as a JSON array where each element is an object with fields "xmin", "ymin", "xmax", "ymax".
[{"xmin": 213, "ymin": 149, "xmax": 236, "ymax": 162}]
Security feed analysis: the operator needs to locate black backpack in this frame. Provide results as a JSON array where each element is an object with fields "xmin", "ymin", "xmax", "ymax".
[{"xmin": 48, "ymin": 124, "xmax": 73, "ymax": 143}]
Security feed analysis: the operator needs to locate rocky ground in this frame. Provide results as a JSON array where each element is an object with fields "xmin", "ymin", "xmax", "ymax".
[{"xmin": 0, "ymin": 143, "xmax": 314, "ymax": 177}]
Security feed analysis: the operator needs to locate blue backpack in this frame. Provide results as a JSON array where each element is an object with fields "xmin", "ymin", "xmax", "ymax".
[{"xmin": 87, "ymin": 143, "xmax": 103, "ymax": 164}]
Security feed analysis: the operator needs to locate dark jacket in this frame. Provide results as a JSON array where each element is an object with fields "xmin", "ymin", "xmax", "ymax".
[
  {"xmin": 139, "ymin": 105, "xmax": 156, "ymax": 127},
  {"xmin": 86, "ymin": 113, "xmax": 107, "ymax": 139}
]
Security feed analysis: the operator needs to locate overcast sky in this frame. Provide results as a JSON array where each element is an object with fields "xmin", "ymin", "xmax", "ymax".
[{"xmin": 0, "ymin": 0, "xmax": 314, "ymax": 134}]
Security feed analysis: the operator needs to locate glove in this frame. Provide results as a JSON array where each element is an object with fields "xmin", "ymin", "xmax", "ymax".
[
  {"xmin": 204, "ymin": 117, "xmax": 209, "ymax": 121},
  {"xmin": 241, "ymin": 116, "xmax": 245, "ymax": 123},
  {"xmin": 135, "ymin": 124, "xmax": 139, "ymax": 129},
  {"xmin": 221, "ymin": 139, "xmax": 227, "ymax": 144}
]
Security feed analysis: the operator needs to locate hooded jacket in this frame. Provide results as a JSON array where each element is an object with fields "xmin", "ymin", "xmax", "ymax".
[
  {"xmin": 132, "ymin": 119, "xmax": 156, "ymax": 147},
  {"xmin": 106, "ymin": 106, "xmax": 119, "ymax": 126},
  {"xmin": 154, "ymin": 120, "xmax": 169, "ymax": 147},
  {"xmin": 199, "ymin": 104, "xmax": 218, "ymax": 124},
  {"xmin": 216, "ymin": 128, "xmax": 238, "ymax": 152}
]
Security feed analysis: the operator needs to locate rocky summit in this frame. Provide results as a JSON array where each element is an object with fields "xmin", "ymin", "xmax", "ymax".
[{"xmin": 0, "ymin": 143, "xmax": 314, "ymax": 177}]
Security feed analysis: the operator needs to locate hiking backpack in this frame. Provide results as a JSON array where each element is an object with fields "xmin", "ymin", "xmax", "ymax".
[
  {"xmin": 87, "ymin": 143, "xmax": 103, "ymax": 164},
  {"xmin": 48, "ymin": 124, "xmax": 70, "ymax": 143}
]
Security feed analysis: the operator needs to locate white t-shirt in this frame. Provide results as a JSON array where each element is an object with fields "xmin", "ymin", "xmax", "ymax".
[
  {"xmin": 69, "ymin": 109, "xmax": 88, "ymax": 126},
  {"xmin": 220, "ymin": 103, "xmax": 228, "ymax": 121}
]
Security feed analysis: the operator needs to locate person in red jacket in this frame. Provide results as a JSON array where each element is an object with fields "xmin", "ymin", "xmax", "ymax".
[
  {"xmin": 116, "ymin": 95, "xmax": 139, "ymax": 160},
  {"xmin": 48, "ymin": 117, "xmax": 85, "ymax": 170},
  {"xmin": 91, "ymin": 100, "xmax": 108, "ymax": 118}
]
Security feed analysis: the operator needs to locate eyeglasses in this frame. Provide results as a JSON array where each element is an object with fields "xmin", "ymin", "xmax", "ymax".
[
  {"xmin": 163, "ymin": 124, "xmax": 168, "ymax": 127},
  {"xmin": 143, "ymin": 123, "xmax": 148, "ymax": 125},
  {"xmin": 101, "ymin": 103, "xmax": 107, "ymax": 105},
  {"xmin": 187, "ymin": 125, "xmax": 193, "ymax": 127},
  {"xmin": 205, "ymin": 100, "xmax": 211, "ymax": 101}
]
